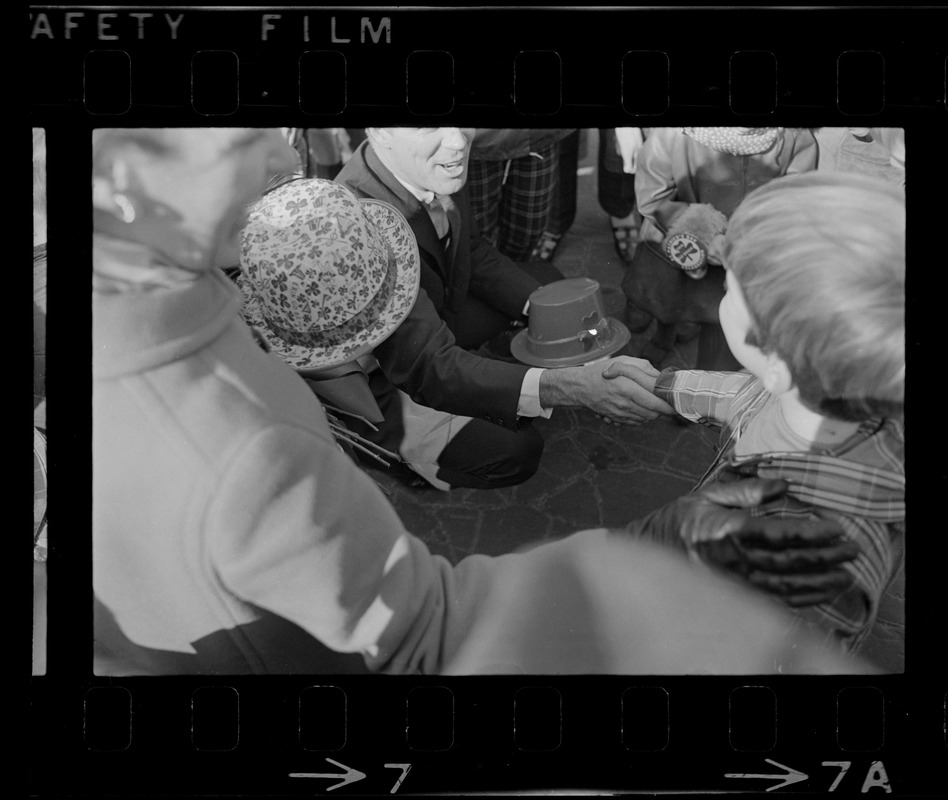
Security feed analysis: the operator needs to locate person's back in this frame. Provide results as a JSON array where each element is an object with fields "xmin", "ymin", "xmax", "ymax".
[
  {"xmin": 645, "ymin": 172, "xmax": 905, "ymax": 656},
  {"xmin": 93, "ymin": 257, "xmax": 387, "ymax": 673},
  {"xmin": 91, "ymin": 129, "xmax": 503, "ymax": 676}
]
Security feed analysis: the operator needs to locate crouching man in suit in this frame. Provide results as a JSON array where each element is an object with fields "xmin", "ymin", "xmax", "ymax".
[{"xmin": 328, "ymin": 127, "xmax": 672, "ymax": 489}]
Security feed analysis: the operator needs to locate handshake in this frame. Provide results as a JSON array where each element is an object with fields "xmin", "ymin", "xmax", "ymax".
[
  {"xmin": 537, "ymin": 352, "xmax": 858, "ymax": 608},
  {"xmin": 538, "ymin": 355, "xmax": 675, "ymax": 426},
  {"xmin": 540, "ymin": 355, "xmax": 857, "ymax": 608}
]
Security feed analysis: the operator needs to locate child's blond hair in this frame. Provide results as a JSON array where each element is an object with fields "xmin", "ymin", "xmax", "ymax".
[{"xmin": 722, "ymin": 172, "xmax": 904, "ymax": 421}]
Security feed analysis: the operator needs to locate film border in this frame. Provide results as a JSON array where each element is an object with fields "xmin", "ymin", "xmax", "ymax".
[{"xmin": 30, "ymin": 3, "xmax": 947, "ymax": 796}]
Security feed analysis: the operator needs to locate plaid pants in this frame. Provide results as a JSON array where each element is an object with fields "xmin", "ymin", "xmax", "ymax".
[{"xmin": 467, "ymin": 140, "xmax": 560, "ymax": 261}]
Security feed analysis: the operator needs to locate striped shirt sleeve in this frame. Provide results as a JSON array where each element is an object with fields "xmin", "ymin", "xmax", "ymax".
[
  {"xmin": 654, "ymin": 369, "xmax": 760, "ymax": 429},
  {"xmin": 743, "ymin": 500, "xmax": 904, "ymax": 655}
]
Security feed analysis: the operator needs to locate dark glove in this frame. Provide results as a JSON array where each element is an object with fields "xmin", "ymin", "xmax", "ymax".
[{"xmin": 629, "ymin": 476, "xmax": 859, "ymax": 607}]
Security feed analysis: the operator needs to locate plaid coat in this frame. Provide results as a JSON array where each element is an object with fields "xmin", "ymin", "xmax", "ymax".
[{"xmin": 655, "ymin": 369, "xmax": 905, "ymax": 655}]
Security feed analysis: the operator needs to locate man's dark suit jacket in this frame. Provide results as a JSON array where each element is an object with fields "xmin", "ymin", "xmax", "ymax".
[{"xmin": 336, "ymin": 141, "xmax": 540, "ymax": 432}]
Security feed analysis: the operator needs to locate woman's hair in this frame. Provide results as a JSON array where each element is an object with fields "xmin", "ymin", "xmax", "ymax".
[{"xmin": 722, "ymin": 171, "xmax": 905, "ymax": 422}]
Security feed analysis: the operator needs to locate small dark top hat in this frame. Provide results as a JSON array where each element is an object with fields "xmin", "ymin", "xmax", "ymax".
[{"xmin": 511, "ymin": 278, "xmax": 630, "ymax": 368}]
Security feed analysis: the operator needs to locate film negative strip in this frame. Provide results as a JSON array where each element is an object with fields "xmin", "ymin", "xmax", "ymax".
[{"xmin": 31, "ymin": 3, "xmax": 947, "ymax": 797}]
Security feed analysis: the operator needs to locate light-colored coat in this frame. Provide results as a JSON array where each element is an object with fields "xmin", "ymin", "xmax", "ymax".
[{"xmin": 93, "ymin": 238, "xmax": 502, "ymax": 674}]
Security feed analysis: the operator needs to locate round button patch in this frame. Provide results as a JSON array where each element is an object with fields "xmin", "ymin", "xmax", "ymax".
[{"xmin": 664, "ymin": 232, "xmax": 707, "ymax": 272}]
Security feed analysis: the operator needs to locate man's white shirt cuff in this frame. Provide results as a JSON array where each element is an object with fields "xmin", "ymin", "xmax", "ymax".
[{"xmin": 517, "ymin": 368, "xmax": 552, "ymax": 418}]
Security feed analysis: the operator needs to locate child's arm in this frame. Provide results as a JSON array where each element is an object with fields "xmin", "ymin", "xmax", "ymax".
[
  {"xmin": 654, "ymin": 368, "xmax": 760, "ymax": 429},
  {"xmin": 634, "ymin": 129, "xmax": 692, "ymax": 236}
]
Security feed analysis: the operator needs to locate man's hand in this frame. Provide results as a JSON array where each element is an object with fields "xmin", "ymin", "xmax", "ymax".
[
  {"xmin": 539, "ymin": 356, "xmax": 675, "ymax": 425},
  {"xmin": 628, "ymin": 476, "xmax": 859, "ymax": 607}
]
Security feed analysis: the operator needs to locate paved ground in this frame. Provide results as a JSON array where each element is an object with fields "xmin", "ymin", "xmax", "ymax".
[{"xmin": 366, "ymin": 128, "xmax": 905, "ymax": 672}]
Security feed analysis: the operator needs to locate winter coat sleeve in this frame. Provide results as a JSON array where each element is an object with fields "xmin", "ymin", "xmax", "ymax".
[
  {"xmin": 654, "ymin": 369, "xmax": 759, "ymax": 429},
  {"xmin": 634, "ymin": 129, "xmax": 692, "ymax": 236},
  {"xmin": 207, "ymin": 421, "xmax": 508, "ymax": 674}
]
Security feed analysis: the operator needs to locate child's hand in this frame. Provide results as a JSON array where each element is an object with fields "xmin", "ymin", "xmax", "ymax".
[
  {"xmin": 663, "ymin": 203, "xmax": 728, "ymax": 275},
  {"xmin": 591, "ymin": 357, "xmax": 675, "ymax": 424},
  {"xmin": 682, "ymin": 262, "xmax": 708, "ymax": 280},
  {"xmin": 601, "ymin": 356, "xmax": 659, "ymax": 395},
  {"xmin": 706, "ymin": 232, "xmax": 726, "ymax": 266},
  {"xmin": 544, "ymin": 356, "xmax": 674, "ymax": 426}
]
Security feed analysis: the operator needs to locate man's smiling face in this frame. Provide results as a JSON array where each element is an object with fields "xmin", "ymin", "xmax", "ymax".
[{"xmin": 377, "ymin": 127, "xmax": 475, "ymax": 196}]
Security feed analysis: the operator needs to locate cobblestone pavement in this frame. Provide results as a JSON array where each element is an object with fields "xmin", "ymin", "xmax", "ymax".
[{"xmin": 367, "ymin": 128, "xmax": 904, "ymax": 672}]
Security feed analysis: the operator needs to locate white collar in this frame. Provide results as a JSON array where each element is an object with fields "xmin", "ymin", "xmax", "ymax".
[{"xmin": 392, "ymin": 173, "xmax": 437, "ymax": 206}]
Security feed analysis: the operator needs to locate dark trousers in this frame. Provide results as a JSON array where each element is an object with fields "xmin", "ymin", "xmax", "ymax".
[
  {"xmin": 468, "ymin": 141, "xmax": 561, "ymax": 261},
  {"xmin": 437, "ymin": 416, "xmax": 544, "ymax": 489},
  {"xmin": 545, "ymin": 129, "xmax": 581, "ymax": 236},
  {"xmin": 597, "ymin": 129, "xmax": 638, "ymax": 220},
  {"xmin": 345, "ymin": 258, "xmax": 562, "ymax": 489},
  {"xmin": 648, "ymin": 320, "xmax": 742, "ymax": 371},
  {"xmin": 696, "ymin": 324, "xmax": 742, "ymax": 371},
  {"xmin": 347, "ymin": 371, "xmax": 544, "ymax": 490},
  {"xmin": 546, "ymin": 129, "xmax": 639, "ymax": 237},
  {"xmin": 451, "ymin": 260, "xmax": 565, "ymax": 350}
]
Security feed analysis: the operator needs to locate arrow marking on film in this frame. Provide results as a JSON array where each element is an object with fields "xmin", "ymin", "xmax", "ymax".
[
  {"xmin": 725, "ymin": 759, "xmax": 808, "ymax": 791},
  {"xmin": 290, "ymin": 758, "xmax": 367, "ymax": 791}
]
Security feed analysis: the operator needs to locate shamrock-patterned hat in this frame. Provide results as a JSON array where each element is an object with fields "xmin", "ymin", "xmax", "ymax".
[{"xmin": 239, "ymin": 178, "xmax": 420, "ymax": 370}]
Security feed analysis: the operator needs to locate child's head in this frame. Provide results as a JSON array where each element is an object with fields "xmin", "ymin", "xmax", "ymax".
[{"xmin": 720, "ymin": 172, "xmax": 904, "ymax": 422}]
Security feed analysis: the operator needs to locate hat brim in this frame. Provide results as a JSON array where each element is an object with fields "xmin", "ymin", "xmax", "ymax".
[
  {"xmin": 240, "ymin": 198, "xmax": 420, "ymax": 370},
  {"xmin": 510, "ymin": 318, "xmax": 631, "ymax": 368}
]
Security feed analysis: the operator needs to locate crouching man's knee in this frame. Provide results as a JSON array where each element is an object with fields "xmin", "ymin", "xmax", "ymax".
[{"xmin": 436, "ymin": 421, "xmax": 544, "ymax": 490}]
